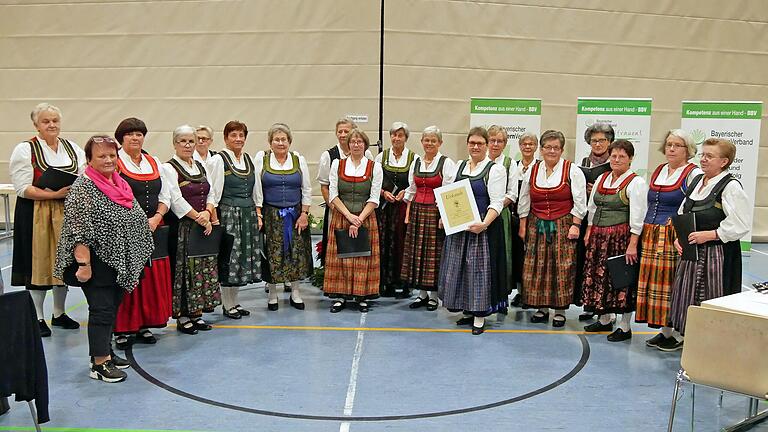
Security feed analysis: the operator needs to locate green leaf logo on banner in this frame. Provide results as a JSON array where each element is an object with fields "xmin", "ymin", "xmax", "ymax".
[{"xmin": 691, "ymin": 129, "xmax": 707, "ymax": 145}]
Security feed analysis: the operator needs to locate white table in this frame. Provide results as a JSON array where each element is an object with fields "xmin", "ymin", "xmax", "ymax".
[{"xmin": 0, "ymin": 184, "xmax": 14, "ymax": 239}]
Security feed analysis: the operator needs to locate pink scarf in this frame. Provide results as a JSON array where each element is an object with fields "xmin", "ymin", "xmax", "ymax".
[{"xmin": 85, "ymin": 166, "xmax": 134, "ymax": 208}]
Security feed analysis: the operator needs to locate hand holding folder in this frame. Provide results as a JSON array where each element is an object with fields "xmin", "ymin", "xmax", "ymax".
[
  {"xmin": 334, "ymin": 226, "xmax": 371, "ymax": 258},
  {"xmin": 187, "ymin": 224, "xmax": 224, "ymax": 258},
  {"xmin": 606, "ymin": 254, "xmax": 639, "ymax": 291}
]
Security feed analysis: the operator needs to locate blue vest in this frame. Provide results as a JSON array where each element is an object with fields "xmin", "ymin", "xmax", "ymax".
[
  {"xmin": 456, "ymin": 160, "xmax": 494, "ymax": 218},
  {"xmin": 644, "ymin": 163, "xmax": 696, "ymax": 225},
  {"xmin": 261, "ymin": 152, "xmax": 303, "ymax": 208}
]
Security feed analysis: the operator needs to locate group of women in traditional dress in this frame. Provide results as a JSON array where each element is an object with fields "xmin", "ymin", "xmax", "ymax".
[{"xmin": 13, "ymin": 103, "xmax": 751, "ymax": 367}]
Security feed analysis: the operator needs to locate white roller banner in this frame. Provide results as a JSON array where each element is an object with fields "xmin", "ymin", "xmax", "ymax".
[{"xmin": 470, "ymin": 98, "xmax": 541, "ymax": 160}]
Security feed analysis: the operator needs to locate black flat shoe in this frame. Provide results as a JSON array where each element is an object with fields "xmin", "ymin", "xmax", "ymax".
[
  {"xmin": 498, "ymin": 306, "xmax": 508, "ymax": 315},
  {"xmin": 115, "ymin": 335, "xmax": 133, "ymax": 350},
  {"xmin": 223, "ymin": 307, "xmax": 241, "ymax": 319},
  {"xmin": 193, "ymin": 319, "xmax": 212, "ymax": 331},
  {"xmin": 51, "ymin": 313, "xmax": 80, "ymax": 329},
  {"xmin": 267, "ymin": 302, "xmax": 278, "ymax": 311},
  {"xmin": 358, "ymin": 302, "xmax": 369, "ymax": 313},
  {"xmin": 330, "ymin": 301, "xmax": 345, "ymax": 313},
  {"xmin": 136, "ymin": 330, "xmax": 156, "ymax": 344},
  {"xmin": 552, "ymin": 314, "xmax": 566, "ymax": 328},
  {"xmin": 607, "ymin": 328, "xmax": 632, "ymax": 342},
  {"xmin": 409, "ymin": 297, "xmax": 429, "ymax": 309},
  {"xmin": 645, "ymin": 333, "xmax": 667, "ymax": 347},
  {"xmin": 578, "ymin": 312, "xmax": 595, "ymax": 321},
  {"xmin": 510, "ymin": 293, "xmax": 522, "ymax": 307},
  {"xmin": 38, "ymin": 319, "xmax": 52, "ymax": 337},
  {"xmin": 235, "ymin": 305, "xmax": 250, "ymax": 316},
  {"xmin": 426, "ymin": 299, "xmax": 439, "ymax": 311},
  {"xmin": 177, "ymin": 321, "xmax": 198, "ymax": 335},
  {"xmin": 530, "ymin": 311, "xmax": 550, "ymax": 323},
  {"xmin": 472, "ymin": 324, "xmax": 484, "ymax": 335},
  {"xmin": 202, "ymin": 307, "xmax": 215, "ymax": 313},
  {"xmin": 456, "ymin": 316, "xmax": 473, "ymax": 326},
  {"xmin": 290, "ymin": 297, "xmax": 305, "ymax": 310},
  {"xmin": 584, "ymin": 321, "xmax": 613, "ymax": 332}
]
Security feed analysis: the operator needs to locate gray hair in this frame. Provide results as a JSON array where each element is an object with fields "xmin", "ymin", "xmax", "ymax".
[
  {"xmin": 518, "ymin": 132, "xmax": 539, "ymax": 147},
  {"xmin": 268, "ymin": 123, "xmax": 293, "ymax": 144},
  {"xmin": 540, "ymin": 129, "xmax": 566, "ymax": 150},
  {"xmin": 335, "ymin": 117, "xmax": 357, "ymax": 131},
  {"xmin": 421, "ymin": 125, "xmax": 442, "ymax": 142},
  {"xmin": 196, "ymin": 125, "xmax": 213, "ymax": 137},
  {"xmin": 487, "ymin": 125, "xmax": 508, "ymax": 142},
  {"xmin": 30, "ymin": 103, "xmax": 62, "ymax": 124},
  {"xmin": 660, "ymin": 129, "xmax": 696, "ymax": 159},
  {"xmin": 173, "ymin": 124, "xmax": 197, "ymax": 143},
  {"xmin": 389, "ymin": 121, "xmax": 410, "ymax": 139},
  {"xmin": 584, "ymin": 122, "xmax": 615, "ymax": 144}
]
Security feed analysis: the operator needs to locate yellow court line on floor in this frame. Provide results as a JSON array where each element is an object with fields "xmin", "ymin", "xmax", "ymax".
[{"xmin": 213, "ymin": 324, "xmax": 657, "ymax": 335}]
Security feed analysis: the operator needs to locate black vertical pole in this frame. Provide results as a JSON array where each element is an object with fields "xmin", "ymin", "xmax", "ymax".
[{"xmin": 377, "ymin": 0, "xmax": 385, "ymax": 154}]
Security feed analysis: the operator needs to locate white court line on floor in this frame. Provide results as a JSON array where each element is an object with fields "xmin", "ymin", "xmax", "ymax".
[
  {"xmin": 339, "ymin": 313, "xmax": 367, "ymax": 432},
  {"xmin": 750, "ymin": 248, "xmax": 768, "ymax": 257},
  {"xmin": 2, "ymin": 264, "xmax": 11, "ymax": 271}
]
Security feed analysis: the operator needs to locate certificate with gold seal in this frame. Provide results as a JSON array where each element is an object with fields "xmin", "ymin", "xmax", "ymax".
[{"xmin": 434, "ymin": 179, "xmax": 481, "ymax": 235}]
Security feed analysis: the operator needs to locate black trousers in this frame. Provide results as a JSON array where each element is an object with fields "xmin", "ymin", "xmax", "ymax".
[{"xmin": 82, "ymin": 284, "xmax": 124, "ymax": 357}]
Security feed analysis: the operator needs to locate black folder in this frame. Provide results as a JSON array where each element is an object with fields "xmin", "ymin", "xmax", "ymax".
[
  {"xmin": 36, "ymin": 168, "xmax": 78, "ymax": 191},
  {"xmin": 334, "ymin": 226, "xmax": 371, "ymax": 258},
  {"xmin": 187, "ymin": 224, "xmax": 224, "ymax": 258},
  {"xmin": 606, "ymin": 255, "xmax": 639, "ymax": 291},
  {"xmin": 671, "ymin": 213, "xmax": 698, "ymax": 261},
  {"xmin": 579, "ymin": 163, "xmax": 611, "ymax": 184},
  {"xmin": 151, "ymin": 225, "xmax": 170, "ymax": 259}
]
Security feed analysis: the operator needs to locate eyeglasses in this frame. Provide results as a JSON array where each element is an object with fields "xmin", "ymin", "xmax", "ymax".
[
  {"xmin": 91, "ymin": 136, "xmax": 117, "ymax": 144},
  {"xmin": 520, "ymin": 142, "xmax": 537, "ymax": 147},
  {"xmin": 542, "ymin": 145, "xmax": 561, "ymax": 152},
  {"xmin": 590, "ymin": 138, "xmax": 609, "ymax": 145},
  {"xmin": 665, "ymin": 143, "xmax": 687, "ymax": 149},
  {"xmin": 197, "ymin": 136, "xmax": 211, "ymax": 142},
  {"xmin": 468, "ymin": 142, "xmax": 486, "ymax": 148},
  {"xmin": 349, "ymin": 139, "xmax": 366, "ymax": 146},
  {"xmin": 272, "ymin": 137, "xmax": 289, "ymax": 143},
  {"xmin": 698, "ymin": 152, "xmax": 722, "ymax": 160},
  {"xmin": 175, "ymin": 139, "xmax": 196, "ymax": 147},
  {"xmin": 488, "ymin": 139, "xmax": 506, "ymax": 145}
]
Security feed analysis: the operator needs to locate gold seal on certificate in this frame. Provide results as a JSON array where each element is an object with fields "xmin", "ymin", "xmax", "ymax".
[{"xmin": 434, "ymin": 179, "xmax": 481, "ymax": 235}]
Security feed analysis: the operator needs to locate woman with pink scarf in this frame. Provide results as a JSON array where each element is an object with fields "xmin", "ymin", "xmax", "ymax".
[{"xmin": 54, "ymin": 135, "xmax": 153, "ymax": 384}]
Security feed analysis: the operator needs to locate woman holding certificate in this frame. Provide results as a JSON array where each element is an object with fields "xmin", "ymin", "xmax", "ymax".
[
  {"xmin": 517, "ymin": 130, "xmax": 587, "ymax": 327},
  {"xmin": 113, "ymin": 117, "xmax": 173, "ymax": 349},
  {"xmin": 254, "ymin": 123, "xmax": 313, "ymax": 311},
  {"xmin": 375, "ymin": 122, "xmax": 417, "ymax": 298},
  {"xmin": 324, "ymin": 129, "xmax": 383, "ymax": 313},
  {"xmin": 635, "ymin": 130, "xmax": 700, "ymax": 350},
  {"xmin": 402, "ymin": 126, "xmax": 456, "ymax": 311},
  {"xmin": 438, "ymin": 127, "xmax": 507, "ymax": 335},
  {"xmin": 208, "ymin": 120, "xmax": 262, "ymax": 319},
  {"xmin": 582, "ymin": 140, "xmax": 648, "ymax": 342},
  {"xmin": 162, "ymin": 125, "xmax": 221, "ymax": 335},
  {"xmin": 667, "ymin": 138, "xmax": 750, "ymax": 350},
  {"xmin": 10, "ymin": 103, "xmax": 86, "ymax": 337}
]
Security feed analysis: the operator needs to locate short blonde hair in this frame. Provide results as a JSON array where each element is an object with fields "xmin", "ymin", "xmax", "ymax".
[{"xmin": 487, "ymin": 125, "xmax": 508, "ymax": 143}]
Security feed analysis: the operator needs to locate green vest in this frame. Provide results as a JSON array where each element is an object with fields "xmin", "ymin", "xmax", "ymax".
[
  {"xmin": 592, "ymin": 173, "xmax": 636, "ymax": 227},
  {"xmin": 220, "ymin": 151, "xmax": 256, "ymax": 208},
  {"xmin": 337, "ymin": 159, "xmax": 374, "ymax": 214}
]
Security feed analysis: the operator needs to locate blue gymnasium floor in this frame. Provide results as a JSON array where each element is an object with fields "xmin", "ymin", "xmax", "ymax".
[{"xmin": 0, "ymin": 236, "xmax": 766, "ymax": 432}]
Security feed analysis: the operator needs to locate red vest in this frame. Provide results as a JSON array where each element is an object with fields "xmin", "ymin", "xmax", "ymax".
[
  {"xmin": 529, "ymin": 160, "xmax": 574, "ymax": 221},
  {"xmin": 413, "ymin": 157, "xmax": 445, "ymax": 205}
]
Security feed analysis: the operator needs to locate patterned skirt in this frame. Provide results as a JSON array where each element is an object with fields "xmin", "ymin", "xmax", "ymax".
[
  {"xmin": 218, "ymin": 203, "xmax": 261, "ymax": 286},
  {"xmin": 581, "ymin": 223, "xmax": 636, "ymax": 314},
  {"xmin": 438, "ymin": 216, "xmax": 507, "ymax": 316},
  {"xmin": 114, "ymin": 257, "xmax": 173, "ymax": 333},
  {"xmin": 500, "ymin": 207, "xmax": 517, "ymax": 292},
  {"xmin": 510, "ymin": 208, "xmax": 524, "ymax": 287},
  {"xmin": 521, "ymin": 213, "xmax": 577, "ymax": 309},
  {"xmin": 635, "ymin": 222, "xmax": 678, "ymax": 328},
  {"xmin": 323, "ymin": 209, "xmax": 381, "ymax": 301},
  {"xmin": 171, "ymin": 219, "xmax": 221, "ymax": 318},
  {"xmin": 377, "ymin": 200, "xmax": 408, "ymax": 293},
  {"xmin": 669, "ymin": 241, "xmax": 741, "ymax": 335},
  {"xmin": 261, "ymin": 204, "xmax": 313, "ymax": 284},
  {"xmin": 401, "ymin": 202, "xmax": 444, "ymax": 292}
]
